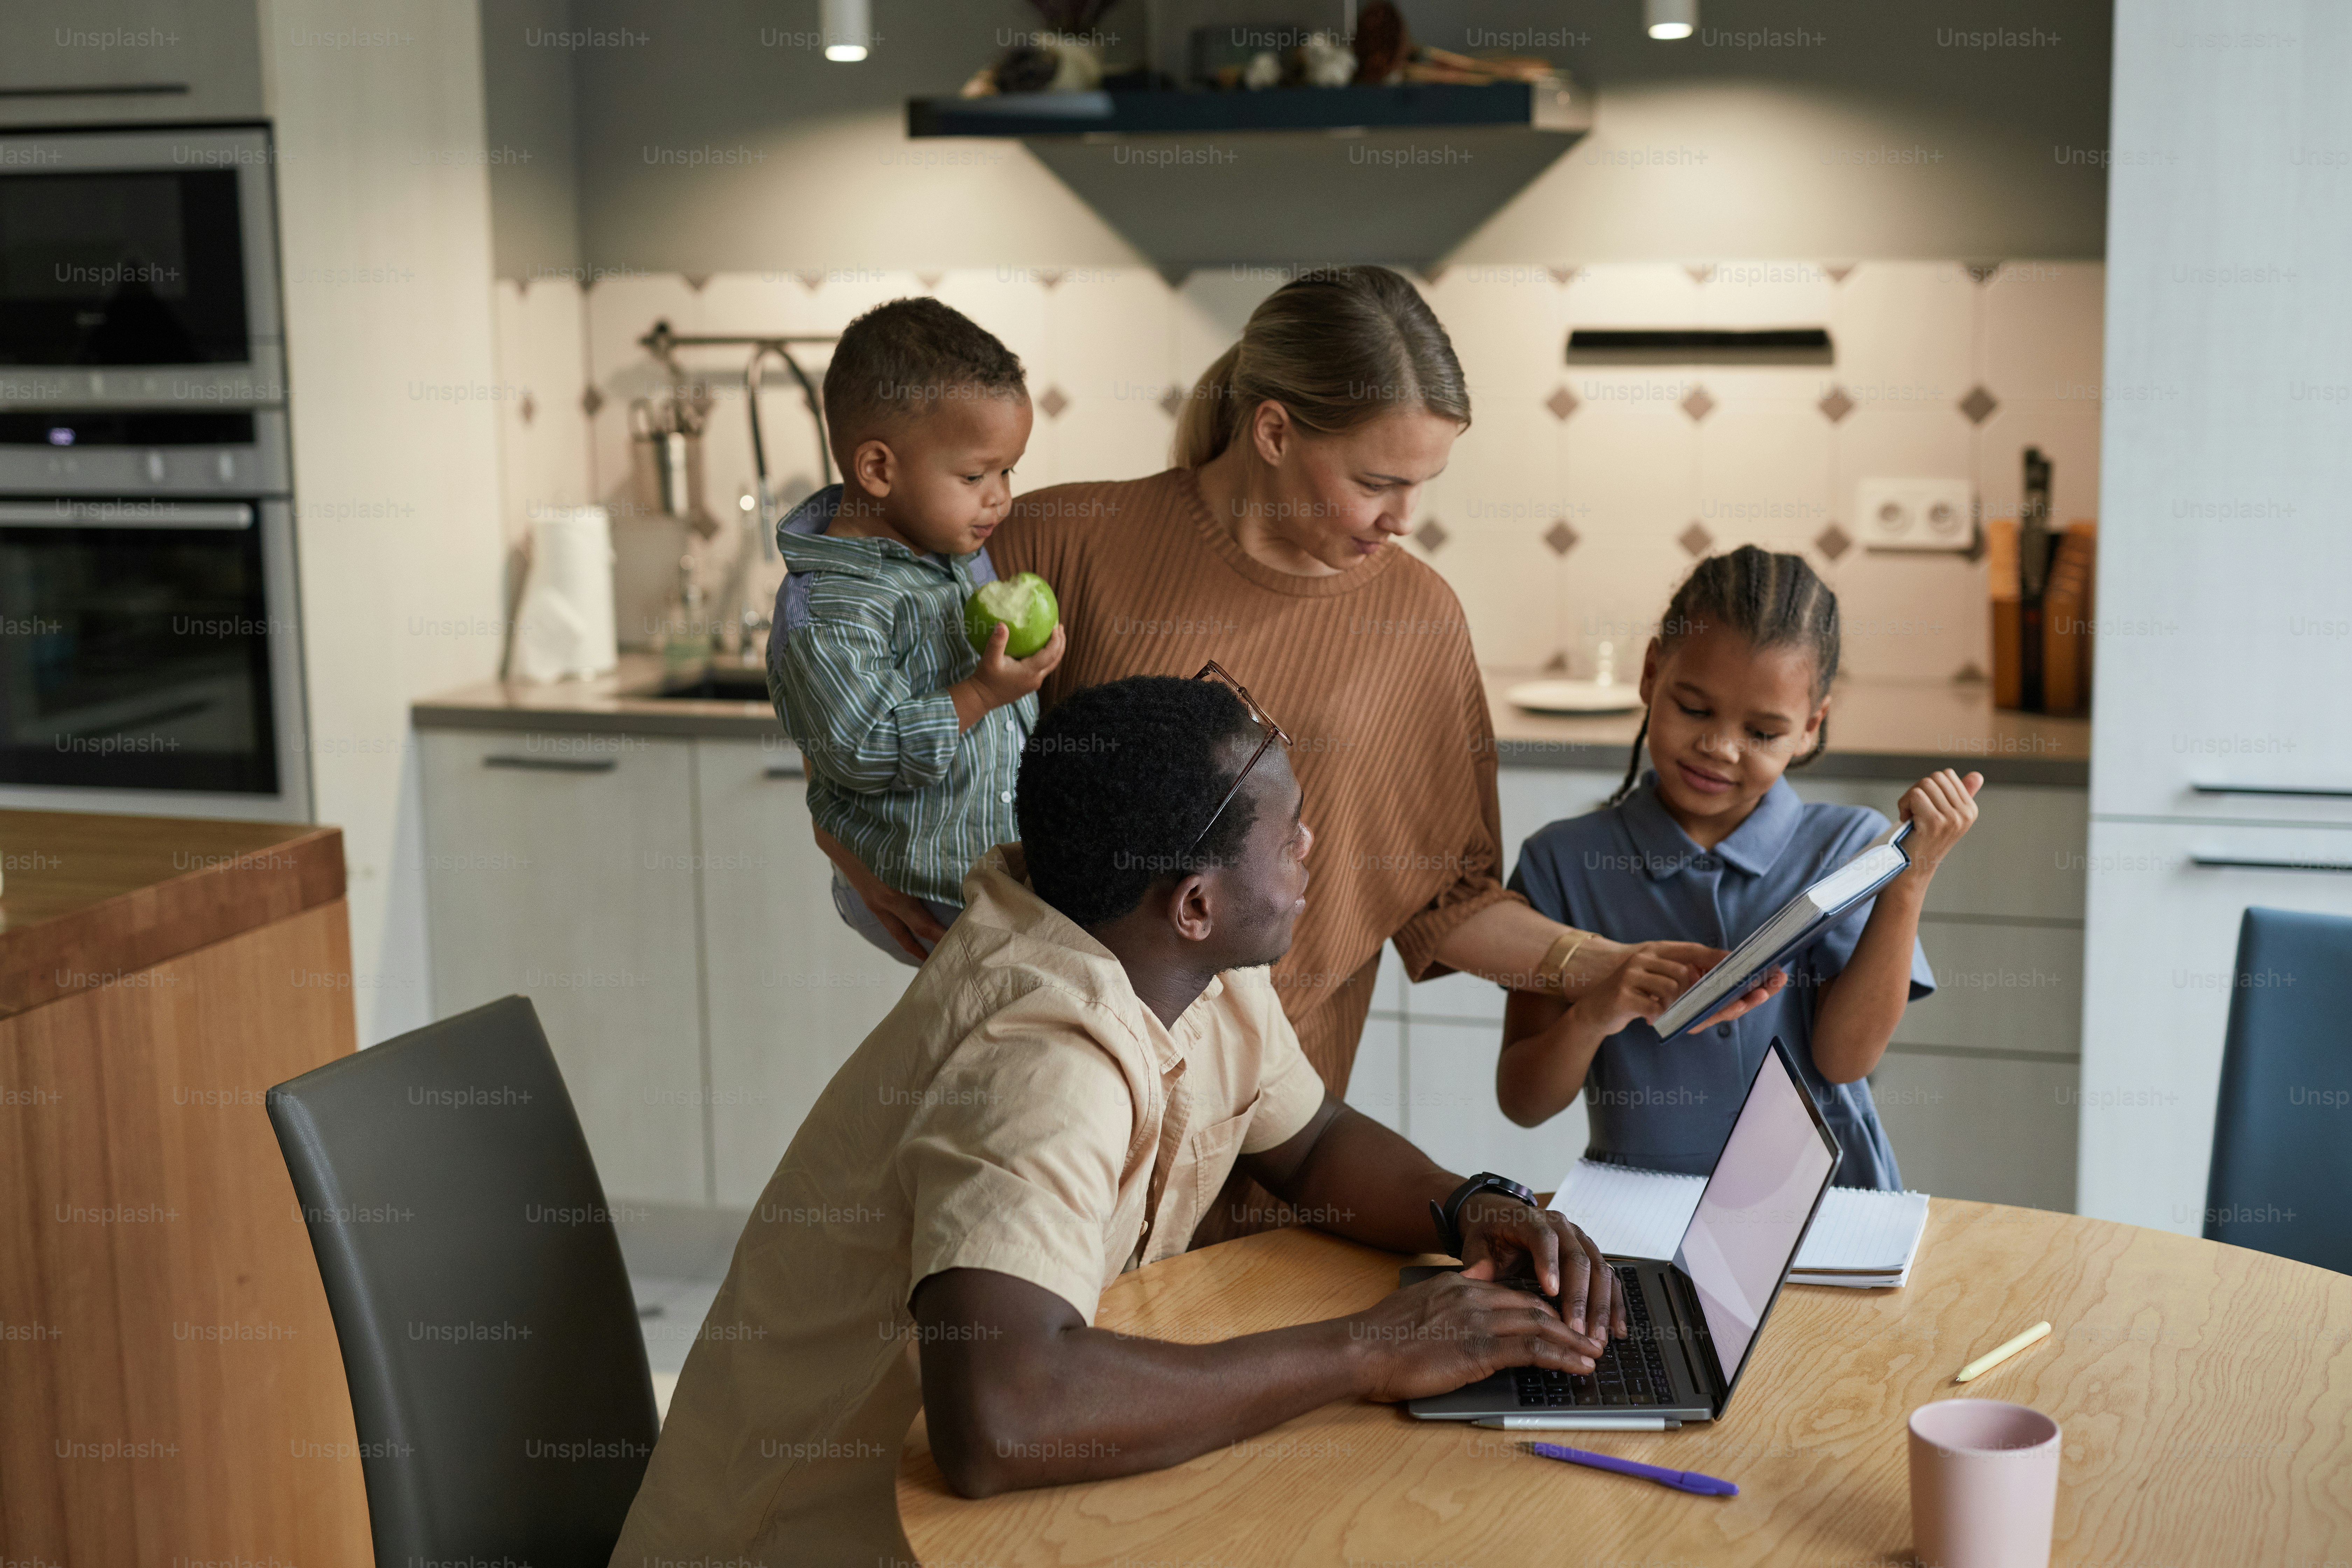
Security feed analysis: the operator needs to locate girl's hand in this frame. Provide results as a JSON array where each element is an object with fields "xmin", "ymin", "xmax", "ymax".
[
  {"xmin": 1574, "ymin": 948, "xmax": 1699, "ymax": 1040},
  {"xmin": 1896, "ymin": 768, "xmax": 1984, "ymax": 882}
]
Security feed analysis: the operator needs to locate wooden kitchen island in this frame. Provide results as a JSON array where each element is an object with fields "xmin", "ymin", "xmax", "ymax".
[{"xmin": 0, "ymin": 811, "xmax": 371, "ymax": 1564}]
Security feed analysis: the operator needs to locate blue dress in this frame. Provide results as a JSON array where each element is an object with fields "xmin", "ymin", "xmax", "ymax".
[{"xmin": 1508, "ymin": 771, "xmax": 1932, "ymax": 1190}]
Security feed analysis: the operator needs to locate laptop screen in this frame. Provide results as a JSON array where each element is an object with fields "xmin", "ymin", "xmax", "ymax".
[{"xmin": 1671, "ymin": 1042, "xmax": 1840, "ymax": 1389}]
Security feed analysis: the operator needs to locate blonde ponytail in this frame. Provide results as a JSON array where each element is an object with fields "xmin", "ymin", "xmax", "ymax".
[
  {"xmin": 1169, "ymin": 265, "xmax": 1471, "ymax": 470},
  {"xmin": 1171, "ymin": 343, "xmax": 1244, "ymax": 469}
]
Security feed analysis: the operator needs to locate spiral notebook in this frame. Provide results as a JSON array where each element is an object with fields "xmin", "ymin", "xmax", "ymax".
[{"xmin": 1552, "ymin": 1157, "xmax": 1930, "ymax": 1289}]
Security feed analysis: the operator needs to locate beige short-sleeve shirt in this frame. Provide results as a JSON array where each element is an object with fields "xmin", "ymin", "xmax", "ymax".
[{"xmin": 608, "ymin": 845, "xmax": 1327, "ymax": 1568}]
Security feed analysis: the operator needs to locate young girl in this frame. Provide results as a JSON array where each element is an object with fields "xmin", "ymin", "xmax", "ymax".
[{"xmin": 1501, "ymin": 547, "xmax": 1981, "ymax": 1189}]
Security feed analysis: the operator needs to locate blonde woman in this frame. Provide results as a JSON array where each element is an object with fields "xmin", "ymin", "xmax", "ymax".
[{"xmin": 826, "ymin": 265, "xmax": 1777, "ymax": 1241}]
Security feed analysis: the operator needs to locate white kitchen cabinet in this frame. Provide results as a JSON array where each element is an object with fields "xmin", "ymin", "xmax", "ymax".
[
  {"xmin": 0, "ymin": 0, "xmax": 265, "ymax": 126},
  {"xmin": 1868, "ymin": 1051, "xmax": 2077, "ymax": 1212},
  {"xmin": 1404, "ymin": 1018, "xmax": 1590, "ymax": 1191},
  {"xmin": 695, "ymin": 738, "xmax": 913, "ymax": 1206},
  {"xmin": 418, "ymin": 730, "xmax": 709, "ymax": 1206},
  {"xmin": 1798, "ymin": 779, "xmax": 2088, "ymax": 922},
  {"xmin": 2084, "ymin": 0, "xmax": 2352, "ymax": 1231},
  {"xmin": 2077, "ymin": 819, "xmax": 2352, "ymax": 1235},
  {"xmin": 1346, "ymin": 1010, "xmax": 1406, "ymax": 1135},
  {"xmin": 1890, "ymin": 922, "xmax": 2083, "ymax": 1059}
]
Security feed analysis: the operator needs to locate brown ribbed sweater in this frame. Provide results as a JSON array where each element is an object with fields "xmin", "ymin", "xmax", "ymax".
[{"xmin": 992, "ymin": 467, "xmax": 1518, "ymax": 1101}]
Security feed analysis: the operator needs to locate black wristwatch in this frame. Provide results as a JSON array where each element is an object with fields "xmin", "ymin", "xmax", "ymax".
[{"xmin": 1429, "ymin": 1171, "xmax": 1537, "ymax": 1258}]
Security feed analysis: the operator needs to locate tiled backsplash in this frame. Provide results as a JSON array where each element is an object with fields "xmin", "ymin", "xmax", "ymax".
[{"xmin": 491, "ymin": 260, "xmax": 2103, "ymax": 682}]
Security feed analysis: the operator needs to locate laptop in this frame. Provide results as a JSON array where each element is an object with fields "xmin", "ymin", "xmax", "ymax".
[{"xmin": 1406, "ymin": 1038, "xmax": 1841, "ymax": 1427}]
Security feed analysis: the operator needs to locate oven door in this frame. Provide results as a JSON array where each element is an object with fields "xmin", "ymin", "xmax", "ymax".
[
  {"xmin": 0, "ymin": 496, "xmax": 309, "ymax": 819},
  {"xmin": 0, "ymin": 126, "xmax": 283, "ymax": 407}
]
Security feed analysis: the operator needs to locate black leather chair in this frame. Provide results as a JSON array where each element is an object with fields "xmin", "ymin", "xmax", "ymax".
[
  {"xmin": 268, "ymin": 995, "xmax": 660, "ymax": 1566},
  {"xmin": 2203, "ymin": 906, "xmax": 2352, "ymax": 1274}
]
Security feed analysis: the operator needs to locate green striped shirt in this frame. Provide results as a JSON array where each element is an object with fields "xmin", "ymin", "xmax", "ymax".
[{"xmin": 766, "ymin": 486, "xmax": 1031, "ymax": 906}]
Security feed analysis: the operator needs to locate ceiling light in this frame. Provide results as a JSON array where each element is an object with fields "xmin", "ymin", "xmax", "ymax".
[
  {"xmin": 1645, "ymin": 0, "xmax": 1696, "ymax": 40},
  {"xmin": 821, "ymin": 0, "xmax": 869, "ymax": 61}
]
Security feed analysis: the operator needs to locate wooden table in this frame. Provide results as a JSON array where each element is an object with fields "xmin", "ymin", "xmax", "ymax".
[
  {"xmin": 899, "ymin": 1200, "xmax": 2352, "ymax": 1566},
  {"xmin": 0, "ymin": 811, "xmax": 369, "ymax": 1566}
]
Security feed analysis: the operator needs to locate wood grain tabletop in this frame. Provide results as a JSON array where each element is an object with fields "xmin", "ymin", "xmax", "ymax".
[{"xmin": 899, "ymin": 1199, "xmax": 2352, "ymax": 1566}]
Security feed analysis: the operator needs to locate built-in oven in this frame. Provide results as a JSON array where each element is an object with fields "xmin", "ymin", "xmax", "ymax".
[
  {"xmin": 0, "ymin": 407, "xmax": 308, "ymax": 819},
  {"xmin": 0, "ymin": 125, "xmax": 283, "ymax": 407}
]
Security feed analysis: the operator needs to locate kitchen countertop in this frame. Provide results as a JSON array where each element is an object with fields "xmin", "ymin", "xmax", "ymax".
[
  {"xmin": 412, "ymin": 654, "xmax": 2091, "ymax": 787},
  {"xmin": 0, "ymin": 810, "xmax": 344, "ymax": 1019}
]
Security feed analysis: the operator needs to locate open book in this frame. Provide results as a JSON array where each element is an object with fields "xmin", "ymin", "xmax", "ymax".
[
  {"xmin": 1652, "ymin": 819, "xmax": 1913, "ymax": 1040},
  {"xmin": 1552, "ymin": 1157, "xmax": 1930, "ymax": 1289}
]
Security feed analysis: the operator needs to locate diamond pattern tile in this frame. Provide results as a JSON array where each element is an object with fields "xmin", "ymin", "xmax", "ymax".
[
  {"xmin": 1543, "ymin": 519, "xmax": 1580, "ymax": 556},
  {"xmin": 1958, "ymin": 385, "xmax": 1999, "ymax": 425},
  {"xmin": 580, "ymin": 384, "xmax": 605, "ymax": 418},
  {"xmin": 1158, "ymin": 384, "xmax": 1184, "ymax": 418},
  {"xmin": 1677, "ymin": 521, "xmax": 1713, "ymax": 556},
  {"xmin": 1544, "ymin": 385, "xmax": 1581, "ymax": 422},
  {"xmin": 1680, "ymin": 385, "xmax": 1715, "ymax": 422},
  {"xmin": 1413, "ymin": 518, "xmax": 1449, "ymax": 552},
  {"xmin": 1037, "ymin": 385, "xmax": 1069, "ymax": 420},
  {"xmin": 1814, "ymin": 522, "xmax": 1852, "ymax": 561},
  {"xmin": 1817, "ymin": 386, "xmax": 1855, "ymax": 424}
]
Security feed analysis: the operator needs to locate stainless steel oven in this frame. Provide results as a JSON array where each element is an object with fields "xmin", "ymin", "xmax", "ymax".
[
  {"xmin": 0, "ymin": 408, "xmax": 308, "ymax": 820},
  {"xmin": 0, "ymin": 125, "xmax": 284, "ymax": 407}
]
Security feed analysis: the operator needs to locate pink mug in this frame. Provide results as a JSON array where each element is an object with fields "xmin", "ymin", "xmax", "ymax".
[{"xmin": 1908, "ymin": 1399, "xmax": 2061, "ymax": 1568}]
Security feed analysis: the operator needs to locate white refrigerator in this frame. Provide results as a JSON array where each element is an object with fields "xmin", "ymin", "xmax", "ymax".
[{"xmin": 2081, "ymin": 0, "xmax": 2352, "ymax": 1233}]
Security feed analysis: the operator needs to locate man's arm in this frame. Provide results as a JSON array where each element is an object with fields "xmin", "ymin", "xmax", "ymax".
[
  {"xmin": 915, "ymin": 1254, "xmax": 1589, "ymax": 1498},
  {"xmin": 916, "ymin": 1097, "xmax": 1628, "ymax": 1499}
]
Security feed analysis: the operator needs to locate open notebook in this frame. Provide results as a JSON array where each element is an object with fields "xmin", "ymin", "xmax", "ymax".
[{"xmin": 1552, "ymin": 1157, "xmax": 1930, "ymax": 1289}]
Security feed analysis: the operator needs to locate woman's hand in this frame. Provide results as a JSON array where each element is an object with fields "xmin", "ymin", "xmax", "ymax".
[
  {"xmin": 811, "ymin": 824, "xmax": 946, "ymax": 961},
  {"xmin": 1572, "ymin": 947, "xmax": 1699, "ymax": 1040},
  {"xmin": 1894, "ymin": 768, "xmax": 1984, "ymax": 885},
  {"xmin": 1570, "ymin": 937, "xmax": 1786, "ymax": 1030}
]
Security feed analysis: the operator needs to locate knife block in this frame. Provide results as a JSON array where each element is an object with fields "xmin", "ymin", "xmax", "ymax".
[{"xmin": 1989, "ymin": 518, "xmax": 2096, "ymax": 714}]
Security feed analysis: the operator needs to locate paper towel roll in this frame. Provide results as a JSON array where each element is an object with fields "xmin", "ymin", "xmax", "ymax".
[{"xmin": 511, "ymin": 506, "xmax": 618, "ymax": 682}]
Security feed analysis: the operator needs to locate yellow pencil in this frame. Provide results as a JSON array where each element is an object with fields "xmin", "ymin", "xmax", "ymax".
[{"xmin": 1955, "ymin": 1320, "xmax": 2052, "ymax": 1383}]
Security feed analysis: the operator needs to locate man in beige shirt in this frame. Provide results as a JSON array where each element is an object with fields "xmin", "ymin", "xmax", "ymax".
[{"xmin": 610, "ymin": 673, "xmax": 1626, "ymax": 1568}]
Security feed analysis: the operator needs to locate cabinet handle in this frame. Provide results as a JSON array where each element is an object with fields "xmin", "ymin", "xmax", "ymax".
[
  {"xmin": 2190, "ymin": 853, "xmax": 2352, "ymax": 874},
  {"xmin": 2191, "ymin": 783, "xmax": 2352, "ymax": 799},
  {"xmin": 762, "ymin": 764, "xmax": 803, "ymax": 779},
  {"xmin": 483, "ymin": 755, "xmax": 617, "ymax": 773}
]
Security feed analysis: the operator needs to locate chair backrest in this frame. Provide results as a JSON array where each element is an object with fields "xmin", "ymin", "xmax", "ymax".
[
  {"xmin": 268, "ymin": 995, "xmax": 660, "ymax": 1567},
  {"xmin": 2204, "ymin": 906, "xmax": 2352, "ymax": 1274}
]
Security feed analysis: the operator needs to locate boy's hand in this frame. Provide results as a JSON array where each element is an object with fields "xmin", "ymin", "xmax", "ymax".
[
  {"xmin": 950, "ymin": 622, "xmax": 1066, "ymax": 732},
  {"xmin": 1895, "ymin": 768, "xmax": 1983, "ymax": 883}
]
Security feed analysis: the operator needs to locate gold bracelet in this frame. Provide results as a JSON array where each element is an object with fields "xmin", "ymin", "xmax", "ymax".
[{"xmin": 1534, "ymin": 927, "xmax": 1592, "ymax": 995}]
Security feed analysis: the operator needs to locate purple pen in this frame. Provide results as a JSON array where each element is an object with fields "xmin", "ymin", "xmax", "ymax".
[{"xmin": 1526, "ymin": 1441, "xmax": 1738, "ymax": 1497}]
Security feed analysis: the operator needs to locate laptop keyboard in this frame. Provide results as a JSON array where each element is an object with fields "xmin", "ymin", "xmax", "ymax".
[{"xmin": 1511, "ymin": 1264, "xmax": 1678, "ymax": 1409}]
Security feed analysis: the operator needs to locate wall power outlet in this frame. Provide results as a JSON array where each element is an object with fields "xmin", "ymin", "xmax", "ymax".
[{"xmin": 1856, "ymin": 478, "xmax": 1975, "ymax": 552}]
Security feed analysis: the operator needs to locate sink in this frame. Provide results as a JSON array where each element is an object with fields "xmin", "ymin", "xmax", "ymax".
[{"xmin": 644, "ymin": 664, "xmax": 771, "ymax": 702}]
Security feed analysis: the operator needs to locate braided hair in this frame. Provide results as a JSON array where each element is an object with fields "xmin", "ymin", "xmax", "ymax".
[{"xmin": 1609, "ymin": 546, "xmax": 1842, "ymax": 806}]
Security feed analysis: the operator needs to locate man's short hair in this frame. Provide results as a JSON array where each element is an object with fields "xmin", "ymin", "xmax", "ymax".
[
  {"xmin": 1017, "ymin": 677, "xmax": 1264, "ymax": 928},
  {"xmin": 821, "ymin": 297, "xmax": 1026, "ymax": 455}
]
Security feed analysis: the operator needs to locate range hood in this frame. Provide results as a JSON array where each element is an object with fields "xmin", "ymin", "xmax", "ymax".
[{"xmin": 903, "ymin": 79, "xmax": 1592, "ymax": 273}]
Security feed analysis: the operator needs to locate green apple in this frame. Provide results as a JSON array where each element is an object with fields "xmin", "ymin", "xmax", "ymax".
[{"xmin": 964, "ymin": 572, "xmax": 1060, "ymax": 659}]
